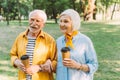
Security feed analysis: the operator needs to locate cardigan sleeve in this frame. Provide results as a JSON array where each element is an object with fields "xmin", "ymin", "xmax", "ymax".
[{"xmin": 85, "ymin": 38, "xmax": 98, "ymax": 74}]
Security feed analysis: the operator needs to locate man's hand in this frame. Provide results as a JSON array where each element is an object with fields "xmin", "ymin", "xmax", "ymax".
[
  {"xmin": 41, "ymin": 59, "xmax": 52, "ymax": 73},
  {"xmin": 26, "ymin": 65, "xmax": 40, "ymax": 75},
  {"xmin": 14, "ymin": 59, "xmax": 26, "ymax": 72},
  {"xmin": 26, "ymin": 59, "xmax": 52, "ymax": 75}
]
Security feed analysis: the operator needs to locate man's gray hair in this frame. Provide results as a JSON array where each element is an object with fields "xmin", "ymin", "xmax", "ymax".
[
  {"xmin": 29, "ymin": 9, "xmax": 47, "ymax": 23},
  {"xmin": 60, "ymin": 9, "xmax": 80, "ymax": 31}
]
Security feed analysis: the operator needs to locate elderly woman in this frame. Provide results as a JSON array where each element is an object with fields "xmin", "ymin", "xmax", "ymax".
[
  {"xmin": 10, "ymin": 10, "xmax": 57, "ymax": 80},
  {"xmin": 56, "ymin": 9, "xmax": 98, "ymax": 80}
]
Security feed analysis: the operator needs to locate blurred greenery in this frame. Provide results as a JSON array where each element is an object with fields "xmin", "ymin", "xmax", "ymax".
[{"xmin": 0, "ymin": 21, "xmax": 120, "ymax": 80}]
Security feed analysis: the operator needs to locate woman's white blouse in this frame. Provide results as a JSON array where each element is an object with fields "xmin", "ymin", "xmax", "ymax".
[{"xmin": 56, "ymin": 32, "xmax": 98, "ymax": 80}]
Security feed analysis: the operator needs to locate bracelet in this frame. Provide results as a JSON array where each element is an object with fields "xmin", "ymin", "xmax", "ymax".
[
  {"xmin": 77, "ymin": 64, "xmax": 82, "ymax": 70},
  {"xmin": 81, "ymin": 64, "xmax": 83, "ymax": 70}
]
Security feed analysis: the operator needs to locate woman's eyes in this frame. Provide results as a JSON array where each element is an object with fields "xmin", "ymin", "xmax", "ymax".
[
  {"xmin": 36, "ymin": 20, "xmax": 40, "ymax": 22},
  {"xmin": 60, "ymin": 20, "xmax": 69, "ymax": 23},
  {"xmin": 64, "ymin": 20, "xmax": 69, "ymax": 23}
]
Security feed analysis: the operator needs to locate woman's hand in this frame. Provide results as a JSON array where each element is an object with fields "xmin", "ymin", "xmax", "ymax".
[{"xmin": 62, "ymin": 58, "xmax": 81, "ymax": 69}]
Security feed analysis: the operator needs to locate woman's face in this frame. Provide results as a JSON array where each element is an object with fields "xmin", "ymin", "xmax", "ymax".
[{"xmin": 59, "ymin": 15, "xmax": 73, "ymax": 34}]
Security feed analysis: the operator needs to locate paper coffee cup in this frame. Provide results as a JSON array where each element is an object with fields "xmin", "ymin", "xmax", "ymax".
[
  {"xmin": 61, "ymin": 47, "xmax": 70, "ymax": 60},
  {"xmin": 21, "ymin": 55, "xmax": 30, "ymax": 68}
]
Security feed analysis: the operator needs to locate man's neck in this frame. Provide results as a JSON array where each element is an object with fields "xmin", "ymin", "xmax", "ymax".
[{"xmin": 28, "ymin": 31, "xmax": 40, "ymax": 38}]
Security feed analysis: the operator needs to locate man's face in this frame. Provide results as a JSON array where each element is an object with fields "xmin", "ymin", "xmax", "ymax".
[
  {"xmin": 59, "ymin": 15, "xmax": 73, "ymax": 34},
  {"xmin": 29, "ymin": 13, "xmax": 44, "ymax": 34}
]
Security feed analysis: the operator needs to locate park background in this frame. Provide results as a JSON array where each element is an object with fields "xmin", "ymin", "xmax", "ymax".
[{"xmin": 0, "ymin": 0, "xmax": 120, "ymax": 80}]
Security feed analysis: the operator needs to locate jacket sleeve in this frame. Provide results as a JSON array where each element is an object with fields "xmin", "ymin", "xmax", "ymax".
[
  {"xmin": 10, "ymin": 36, "xmax": 18, "ymax": 68},
  {"xmin": 49, "ymin": 39, "xmax": 57, "ymax": 73}
]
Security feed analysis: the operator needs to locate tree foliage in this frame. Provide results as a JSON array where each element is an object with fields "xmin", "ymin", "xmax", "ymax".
[{"xmin": 0, "ymin": 0, "xmax": 120, "ymax": 24}]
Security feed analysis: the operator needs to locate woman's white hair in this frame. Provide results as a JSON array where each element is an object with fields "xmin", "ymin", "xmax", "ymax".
[
  {"xmin": 29, "ymin": 9, "xmax": 47, "ymax": 23},
  {"xmin": 60, "ymin": 9, "xmax": 81, "ymax": 31}
]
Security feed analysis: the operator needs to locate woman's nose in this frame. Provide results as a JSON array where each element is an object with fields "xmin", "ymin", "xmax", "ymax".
[{"xmin": 60, "ymin": 22, "xmax": 65, "ymax": 26}]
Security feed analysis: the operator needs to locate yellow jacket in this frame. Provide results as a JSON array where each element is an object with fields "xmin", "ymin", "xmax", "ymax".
[{"xmin": 10, "ymin": 29, "xmax": 57, "ymax": 80}]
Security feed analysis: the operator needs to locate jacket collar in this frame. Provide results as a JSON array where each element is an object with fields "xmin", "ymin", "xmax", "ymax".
[{"xmin": 23, "ymin": 29, "xmax": 45, "ymax": 38}]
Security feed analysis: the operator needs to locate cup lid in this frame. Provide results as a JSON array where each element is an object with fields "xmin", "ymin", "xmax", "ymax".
[
  {"xmin": 21, "ymin": 55, "xmax": 29, "ymax": 60},
  {"xmin": 61, "ymin": 47, "xmax": 70, "ymax": 53}
]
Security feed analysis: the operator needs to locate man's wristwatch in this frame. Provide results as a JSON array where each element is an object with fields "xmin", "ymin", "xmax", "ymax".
[{"xmin": 39, "ymin": 65, "xmax": 42, "ymax": 72}]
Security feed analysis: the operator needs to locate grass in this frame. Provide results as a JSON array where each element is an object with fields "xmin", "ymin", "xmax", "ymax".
[
  {"xmin": 0, "ymin": 20, "xmax": 120, "ymax": 80},
  {"xmin": 81, "ymin": 22, "xmax": 120, "ymax": 80}
]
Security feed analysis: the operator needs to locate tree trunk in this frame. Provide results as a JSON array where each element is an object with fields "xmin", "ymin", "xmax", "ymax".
[
  {"xmin": 93, "ymin": 1, "xmax": 97, "ymax": 20},
  {"xmin": 111, "ymin": 2, "xmax": 116, "ymax": 20},
  {"xmin": 6, "ymin": 0, "xmax": 9, "ymax": 25},
  {"xmin": 52, "ymin": 7, "xmax": 57, "ymax": 23},
  {"xmin": 33, "ymin": 0, "xmax": 36, "ymax": 9},
  {"xmin": 17, "ymin": 0, "xmax": 21, "ymax": 26},
  {"xmin": 51, "ymin": 0, "xmax": 57, "ymax": 23},
  {"xmin": 72, "ymin": 0, "xmax": 76, "ymax": 10},
  {"xmin": 83, "ymin": 0, "xmax": 96, "ymax": 21}
]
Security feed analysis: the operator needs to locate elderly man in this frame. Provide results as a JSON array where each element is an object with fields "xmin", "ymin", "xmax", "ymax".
[{"xmin": 10, "ymin": 9, "xmax": 57, "ymax": 80}]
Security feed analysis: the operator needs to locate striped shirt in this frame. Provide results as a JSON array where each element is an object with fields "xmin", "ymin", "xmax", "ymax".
[{"xmin": 26, "ymin": 37, "xmax": 36, "ymax": 80}]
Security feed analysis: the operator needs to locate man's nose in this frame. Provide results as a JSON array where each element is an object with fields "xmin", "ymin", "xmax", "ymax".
[{"xmin": 32, "ymin": 20, "xmax": 37, "ymax": 24}]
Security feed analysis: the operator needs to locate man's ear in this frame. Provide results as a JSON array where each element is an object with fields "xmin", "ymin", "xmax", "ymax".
[{"xmin": 41, "ymin": 23, "xmax": 45, "ymax": 28}]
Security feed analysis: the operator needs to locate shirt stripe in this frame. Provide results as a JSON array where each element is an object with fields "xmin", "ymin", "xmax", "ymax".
[{"xmin": 26, "ymin": 37, "xmax": 36, "ymax": 80}]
